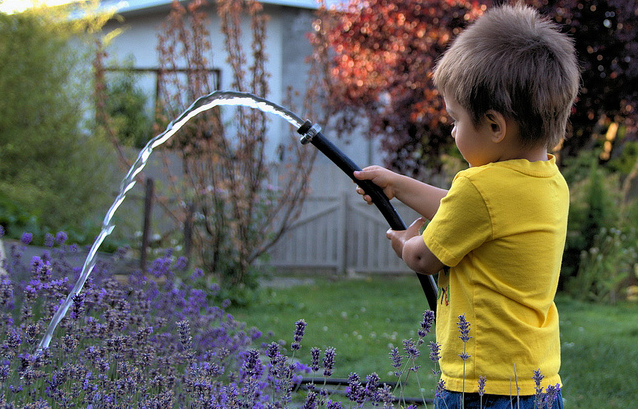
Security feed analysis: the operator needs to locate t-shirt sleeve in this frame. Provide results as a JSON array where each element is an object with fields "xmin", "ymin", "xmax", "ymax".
[{"xmin": 423, "ymin": 175, "xmax": 492, "ymax": 267}]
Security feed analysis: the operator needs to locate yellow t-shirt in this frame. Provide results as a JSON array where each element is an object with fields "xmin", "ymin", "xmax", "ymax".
[{"xmin": 423, "ymin": 155, "xmax": 568, "ymax": 396}]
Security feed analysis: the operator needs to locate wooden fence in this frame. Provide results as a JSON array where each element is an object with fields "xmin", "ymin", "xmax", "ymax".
[
  {"xmin": 118, "ymin": 152, "xmax": 422, "ymax": 275},
  {"xmin": 266, "ymin": 189, "xmax": 420, "ymax": 275}
]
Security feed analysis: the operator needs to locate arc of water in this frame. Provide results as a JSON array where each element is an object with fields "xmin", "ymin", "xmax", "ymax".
[{"xmin": 36, "ymin": 91, "xmax": 305, "ymax": 353}]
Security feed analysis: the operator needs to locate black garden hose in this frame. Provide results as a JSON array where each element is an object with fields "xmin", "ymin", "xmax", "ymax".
[{"xmin": 297, "ymin": 120, "xmax": 438, "ymax": 313}]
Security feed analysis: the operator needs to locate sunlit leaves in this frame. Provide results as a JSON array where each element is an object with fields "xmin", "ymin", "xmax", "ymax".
[{"xmin": 315, "ymin": 0, "xmax": 485, "ymax": 176}]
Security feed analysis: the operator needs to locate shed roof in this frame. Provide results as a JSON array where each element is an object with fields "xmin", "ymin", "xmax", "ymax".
[{"xmin": 99, "ymin": 0, "xmax": 322, "ymax": 15}]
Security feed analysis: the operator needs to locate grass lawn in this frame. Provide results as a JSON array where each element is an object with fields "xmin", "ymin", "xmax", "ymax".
[{"xmin": 229, "ymin": 275, "xmax": 638, "ymax": 408}]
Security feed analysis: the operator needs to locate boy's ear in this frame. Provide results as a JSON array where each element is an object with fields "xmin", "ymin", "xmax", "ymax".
[{"xmin": 484, "ymin": 110, "xmax": 507, "ymax": 143}]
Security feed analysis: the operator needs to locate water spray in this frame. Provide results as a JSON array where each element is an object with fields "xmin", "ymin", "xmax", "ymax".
[{"xmin": 36, "ymin": 90, "xmax": 437, "ymax": 354}]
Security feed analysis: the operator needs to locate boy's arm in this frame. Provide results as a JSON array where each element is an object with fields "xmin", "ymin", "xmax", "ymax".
[
  {"xmin": 354, "ymin": 166, "xmax": 447, "ymax": 220},
  {"xmin": 386, "ymin": 218, "xmax": 445, "ymax": 275}
]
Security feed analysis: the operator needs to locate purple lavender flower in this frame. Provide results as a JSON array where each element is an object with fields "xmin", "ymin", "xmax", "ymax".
[
  {"xmin": 544, "ymin": 383, "xmax": 561, "ymax": 408},
  {"xmin": 177, "ymin": 320, "xmax": 192, "ymax": 350},
  {"xmin": 173, "ymin": 256, "xmax": 188, "ymax": 270},
  {"xmin": 478, "ymin": 375, "xmax": 487, "ymax": 397},
  {"xmin": 323, "ymin": 347, "xmax": 336, "ymax": 377},
  {"xmin": 62, "ymin": 334, "xmax": 79, "ymax": 353},
  {"xmin": 185, "ymin": 289, "xmax": 207, "ymax": 314},
  {"xmin": 0, "ymin": 360, "xmax": 10, "ymax": 382},
  {"xmin": 55, "ymin": 231, "xmax": 68, "ymax": 245},
  {"xmin": 190, "ymin": 268, "xmax": 205, "ymax": 281},
  {"xmin": 419, "ymin": 309, "xmax": 435, "ymax": 340},
  {"xmin": 403, "ymin": 338, "xmax": 421, "ymax": 371},
  {"xmin": 242, "ymin": 349, "xmax": 264, "ymax": 379},
  {"xmin": 345, "ymin": 373, "xmax": 365, "ymax": 404},
  {"xmin": 267, "ymin": 342, "xmax": 281, "ymax": 360},
  {"xmin": 209, "ymin": 283, "xmax": 221, "ymax": 295},
  {"xmin": 31, "ymin": 257, "xmax": 52, "ymax": 282},
  {"xmin": 429, "ymin": 341, "xmax": 441, "ymax": 363},
  {"xmin": 389, "ymin": 347, "xmax": 402, "ymax": 376},
  {"xmin": 403, "ymin": 338, "xmax": 420, "ymax": 360},
  {"xmin": 533, "ymin": 369, "xmax": 544, "ymax": 390},
  {"xmin": 533, "ymin": 368, "xmax": 545, "ymax": 407},
  {"xmin": 21, "ymin": 232, "xmax": 32, "ymax": 245},
  {"xmin": 365, "ymin": 372, "xmax": 381, "ymax": 402},
  {"xmin": 377, "ymin": 383, "xmax": 395, "ymax": 408},
  {"xmin": 303, "ymin": 390, "xmax": 319, "ymax": 409},
  {"xmin": 326, "ymin": 400, "xmax": 344, "ymax": 409},
  {"xmin": 457, "ymin": 314, "xmax": 472, "ymax": 343},
  {"xmin": 0, "ymin": 225, "xmax": 4, "ymax": 237},
  {"xmin": 291, "ymin": 319, "xmax": 307, "ymax": 351},
  {"xmin": 310, "ymin": 347, "xmax": 321, "ymax": 372},
  {"xmin": 44, "ymin": 233, "xmax": 54, "ymax": 247},
  {"xmin": 435, "ymin": 378, "xmax": 446, "ymax": 400},
  {"xmin": 6, "ymin": 328, "xmax": 21, "ymax": 350},
  {"xmin": 0, "ymin": 278, "xmax": 13, "ymax": 307},
  {"xmin": 459, "ymin": 352, "xmax": 470, "ymax": 361},
  {"xmin": 23, "ymin": 282, "xmax": 38, "ymax": 302},
  {"xmin": 71, "ymin": 293, "xmax": 85, "ymax": 320}
]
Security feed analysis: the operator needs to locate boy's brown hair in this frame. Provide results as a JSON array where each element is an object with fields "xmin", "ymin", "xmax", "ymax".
[{"xmin": 433, "ymin": 3, "xmax": 580, "ymax": 149}]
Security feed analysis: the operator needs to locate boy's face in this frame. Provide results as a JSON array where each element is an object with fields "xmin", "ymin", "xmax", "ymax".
[{"xmin": 444, "ymin": 96, "xmax": 498, "ymax": 167}]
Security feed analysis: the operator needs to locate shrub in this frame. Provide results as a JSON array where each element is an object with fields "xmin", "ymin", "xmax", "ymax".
[
  {"xmin": 0, "ymin": 6, "xmax": 115, "ymax": 242},
  {"xmin": 562, "ymin": 151, "xmax": 638, "ymax": 302}
]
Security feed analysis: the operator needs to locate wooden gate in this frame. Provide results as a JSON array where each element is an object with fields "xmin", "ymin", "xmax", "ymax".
[{"xmin": 267, "ymin": 191, "xmax": 419, "ymax": 274}]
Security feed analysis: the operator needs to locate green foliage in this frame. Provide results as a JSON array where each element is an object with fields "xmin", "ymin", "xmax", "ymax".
[
  {"xmin": 562, "ymin": 152, "xmax": 620, "ymax": 280},
  {"xmin": 0, "ymin": 195, "xmax": 40, "ymax": 238},
  {"xmin": 0, "ymin": 7, "xmax": 114, "ymax": 242},
  {"xmin": 562, "ymin": 151, "xmax": 638, "ymax": 303},
  {"xmin": 104, "ymin": 69, "xmax": 153, "ymax": 148},
  {"xmin": 566, "ymin": 228, "xmax": 637, "ymax": 304}
]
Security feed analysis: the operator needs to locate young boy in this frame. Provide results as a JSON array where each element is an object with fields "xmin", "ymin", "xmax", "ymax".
[{"xmin": 355, "ymin": 4, "xmax": 579, "ymax": 408}]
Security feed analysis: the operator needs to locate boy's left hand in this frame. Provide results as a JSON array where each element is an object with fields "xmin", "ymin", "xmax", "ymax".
[
  {"xmin": 387, "ymin": 217, "xmax": 444, "ymax": 275},
  {"xmin": 386, "ymin": 217, "xmax": 426, "ymax": 258}
]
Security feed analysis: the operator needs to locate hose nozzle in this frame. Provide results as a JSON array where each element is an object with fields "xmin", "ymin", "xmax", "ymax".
[{"xmin": 297, "ymin": 120, "xmax": 322, "ymax": 144}]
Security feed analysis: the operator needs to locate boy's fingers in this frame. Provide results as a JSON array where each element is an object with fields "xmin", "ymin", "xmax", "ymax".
[
  {"xmin": 410, "ymin": 217, "xmax": 426, "ymax": 228},
  {"xmin": 354, "ymin": 166, "xmax": 380, "ymax": 180}
]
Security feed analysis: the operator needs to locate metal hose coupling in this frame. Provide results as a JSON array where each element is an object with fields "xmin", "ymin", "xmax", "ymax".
[{"xmin": 297, "ymin": 120, "xmax": 322, "ymax": 144}]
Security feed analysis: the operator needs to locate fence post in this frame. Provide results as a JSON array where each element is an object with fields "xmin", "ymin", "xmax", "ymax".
[
  {"xmin": 0, "ymin": 239, "xmax": 7, "ymax": 278},
  {"xmin": 337, "ymin": 191, "xmax": 348, "ymax": 275},
  {"xmin": 140, "ymin": 178, "xmax": 154, "ymax": 271}
]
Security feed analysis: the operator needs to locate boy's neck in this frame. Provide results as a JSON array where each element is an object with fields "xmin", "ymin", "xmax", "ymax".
[
  {"xmin": 497, "ymin": 135, "xmax": 549, "ymax": 163},
  {"xmin": 509, "ymin": 146, "xmax": 549, "ymax": 162},
  {"xmin": 493, "ymin": 117, "xmax": 549, "ymax": 163}
]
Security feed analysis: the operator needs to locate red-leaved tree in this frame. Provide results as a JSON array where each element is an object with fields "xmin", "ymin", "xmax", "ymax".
[
  {"xmin": 315, "ymin": 0, "xmax": 638, "ymax": 176},
  {"xmin": 313, "ymin": 0, "xmax": 488, "ymax": 177}
]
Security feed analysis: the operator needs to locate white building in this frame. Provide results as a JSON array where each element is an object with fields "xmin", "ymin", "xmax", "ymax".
[{"xmin": 99, "ymin": 0, "xmax": 414, "ymax": 275}]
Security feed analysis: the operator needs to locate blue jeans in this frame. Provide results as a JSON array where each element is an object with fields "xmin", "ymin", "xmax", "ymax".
[{"xmin": 434, "ymin": 389, "xmax": 564, "ymax": 409}]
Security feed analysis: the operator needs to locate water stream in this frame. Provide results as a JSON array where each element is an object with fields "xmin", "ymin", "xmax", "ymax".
[{"xmin": 36, "ymin": 90, "xmax": 306, "ymax": 353}]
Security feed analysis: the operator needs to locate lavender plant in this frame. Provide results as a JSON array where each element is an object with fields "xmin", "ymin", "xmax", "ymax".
[
  {"xmin": 0, "ymin": 232, "xmax": 565, "ymax": 408},
  {"xmin": 0, "ymin": 232, "xmax": 279, "ymax": 408},
  {"xmin": 457, "ymin": 313, "xmax": 472, "ymax": 407}
]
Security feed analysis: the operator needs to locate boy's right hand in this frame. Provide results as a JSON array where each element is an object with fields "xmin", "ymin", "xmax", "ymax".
[{"xmin": 353, "ymin": 166, "xmax": 399, "ymax": 204}]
